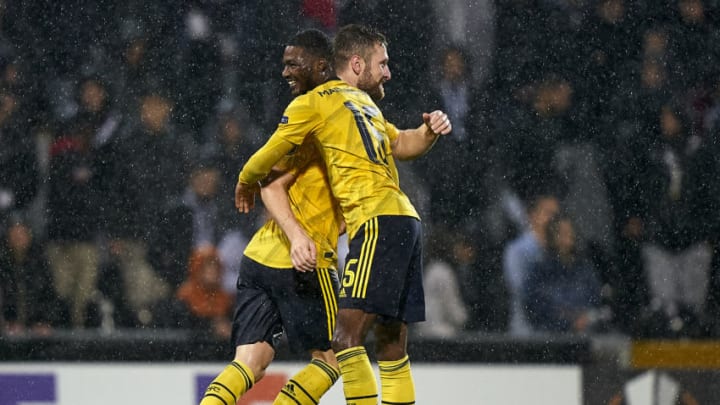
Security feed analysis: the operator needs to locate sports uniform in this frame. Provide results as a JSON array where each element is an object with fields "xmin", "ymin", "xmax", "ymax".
[
  {"xmin": 238, "ymin": 79, "xmax": 425, "ymax": 323},
  {"xmin": 201, "ymin": 28, "xmax": 347, "ymax": 405},
  {"xmin": 233, "ymin": 139, "xmax": 342, "ymax": 353}
]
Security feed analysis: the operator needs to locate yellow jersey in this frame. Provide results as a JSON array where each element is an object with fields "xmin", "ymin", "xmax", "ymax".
[
  {"xmin": 244, "ymin": 139, "xmax": 342, "ymax": 269},
  {"xmin": 239, "ymin": 79, "xmax": 418, "ymax": 239}
]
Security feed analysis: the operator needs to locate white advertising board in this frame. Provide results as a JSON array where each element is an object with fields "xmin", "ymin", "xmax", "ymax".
[{"xmin": 0, "ymin": 362, "xmax": 581, "ymax": 405}]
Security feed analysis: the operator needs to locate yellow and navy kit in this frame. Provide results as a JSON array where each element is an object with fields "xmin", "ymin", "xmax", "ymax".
[
  {"xmin": 239, "ymin": 80, "xmax": 418, "ymax": 239},
  {"xmin": 244, "ymin": 138, "xmax": 342, "ymax": 270}
]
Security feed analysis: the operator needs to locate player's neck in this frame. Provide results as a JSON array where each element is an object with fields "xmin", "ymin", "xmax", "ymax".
[{"xmin": 336, "ymin": 71, "xmax": 358, "ymax": 88}]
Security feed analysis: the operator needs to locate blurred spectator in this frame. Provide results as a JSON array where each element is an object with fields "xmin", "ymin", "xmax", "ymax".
[
  {"xmin": 600, "ymin": 23, "xmax": 673, "ymax": 335},
  {"xmin": 0, "ymin": 52, "xmax": 21, "ymax": 90},
  {"xmin": 699, "ymin": 72, "xmax": 720, "ymax": 135},
  {"xmin": 609, "ymin": 216, "xmax": 650, "ymax": 335},
  {"xmin": 502, "ymin": 193, "xmax": 560, "ymax": 336},
  {"xmin": 0, "ymin": 214, "xmax": 68, "ymax": 335},
  {"xmin": 112, "ymin": 35, "xmax": 154, "ymax": 119},
  {"xmin": 87, "ymin": 84, "xmax": 147, "ymax": 327},
  {"xmin": 634, "ymin": 26, "xmax": 675, "ymax": 113},
  {"xmin": 0, "ymin": 89, "xmax": 39, "ymax": 230},
  {"xmin": 472, "ymin": 179, "xmax": 526, "ymax": 332},
  {"xmin": 553, "ymin": 141, "xmax": 615, "ymax": 273},
  {"xmin": 579, "ymin": 0, "xmax": 642, "ymax": 129},
  {"xmin": 664, "ymin": 0, "xmax": 718, "ymax": 91},
  {"xmin": 632, "ymin": 98, "xmax": 720, "ymax": 336},
  {"xmin": 121, "ymin": 0, "xmax": 182, "ymax": 91},
  {"xmin": 524, "ymin": 215, "xmax": 606, "ymax": 334},
  {"xmin": 417, "ymin": 227, "xmax": 470, "ymax": 338},
  {"xmin": 125, "ymin": 91, "xmax": 197, "ymax": 209},
  {"xmin": 154, "ymin": 245, "xmax": 233, "ymax": 340},
  {"xmin": 45, "ymin": 120, "xmax": 100, "ymax": 328},
  {"xmin": 229, "ymin": 3, "xmax": 302, "ymax": 134},
  {"xmin": 572, "ymin": 18, "xmax": 644, "ymax": 268},
  {"xmin": 150, "ymin": 159, "xmax": 224, "ymax": 292},
  {"xmin": 429, "ymin": 0, "xmax": 494, "ymax": 85},
  {"xmin": 216, "ymin": 230, "xmax": 249, "ymax": 295},
  {"xmin": 93, "ymin": 90, "xmax": 195, "ymax": 326},
  {"xmin": 200, "ymin": 105, "xmax": 264, "ymax": 292},
  {"xmin": 435, "ymin": 46, "xmax": 472, "ymax": 141},
  {"xmin": 183, "ymin": 160, "xmax": 223, "ymax": 248},
  {"xmin": 174, "ymin": 3, "xmax": 224, "ymax": 137},
  {"xmin": 200, "ymin": 104, "xmax": 263, "ymax": 235},
  {"xmin": 416, "ymin": 45, "xmax": 487, "ymax": 228},
  {"xmin": 490, "ymin": 0, "xmax": 588, "ymax": 96},
  {"xmin": 498, "ymin": 73, "xmax": 572, "ymax": 202},
  {"xmin": 75, "ymin": 75, "xmax": 123, "ymax": 150},
  {"xmin": 301, "ymin": 0, "xmax": 336, "ymax": 30}
]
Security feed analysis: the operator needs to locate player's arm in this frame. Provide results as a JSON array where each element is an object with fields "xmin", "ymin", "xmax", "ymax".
[
  {"xmin": 391, "ymin": 110, "xmax": 452, "ymax": 160},
  {"xmin": 260, "ymin": 169, "xmax": 318, "ymax": 272},
  {"xmin": 235, "ymin": 135, "xmax": 297, "ymax": 213}
]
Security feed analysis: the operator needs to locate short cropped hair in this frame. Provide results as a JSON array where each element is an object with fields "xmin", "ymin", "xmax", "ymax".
[
  {"xmin": 333, "ymin": 24, "xmax": 387, "ymax": 67},
  {"xmin": 287, "ymin": 29, "xmax": 333, "ymax": 61}
]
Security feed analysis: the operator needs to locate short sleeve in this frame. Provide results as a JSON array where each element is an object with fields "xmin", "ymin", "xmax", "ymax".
[{"xmin": 384, "ymin": 120, "xmax": 400, "ymax": 143}]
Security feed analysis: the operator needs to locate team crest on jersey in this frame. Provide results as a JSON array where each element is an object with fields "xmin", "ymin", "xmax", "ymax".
[{"xmin": 280, "ymin": 115, "xmax": 289, "ymax": 124}]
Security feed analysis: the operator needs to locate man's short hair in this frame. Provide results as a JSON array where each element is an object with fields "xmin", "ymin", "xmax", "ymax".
[
  {"xmin": 288, "ymin": 29, "xmax": 332, "ymax": 61},
  {"xmin": 333, "ymin": 24, "xmax": 387, "ymax": 67}
]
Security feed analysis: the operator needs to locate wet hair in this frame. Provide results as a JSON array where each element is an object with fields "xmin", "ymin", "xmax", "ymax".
[
  {"xmin": 333, "ymin": 24, "xmax": 387, "ymax": 67},
  {"xmin": 287, "ymin": 29, "xmax": 332, "ymax": 61}
]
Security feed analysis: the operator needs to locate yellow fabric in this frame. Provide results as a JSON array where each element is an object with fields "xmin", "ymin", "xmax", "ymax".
[
  {"xmin": 237, "ymin": 79, "xmax": 418, "ymax": 240},
  {"xmin": 378, "ymin": 355, "xmax": 415, "ymax": 405},
  {"xmin": 272, "ymin": 358, "xmax": 340, "ymax": 405},
  {"xmin": 244, "ymin": 139, "xmax": 342, "ymax": 269},
  {"xmin": 336, "ymin": 346, "xmax": 378, "ymax": 405},
  {"xmin": 237, "ymin": 135, "xmax": 296, "ymax": 186},
  {"xmin": 199, "ymin": 361, "xmax": 255, "ymax": 405}
]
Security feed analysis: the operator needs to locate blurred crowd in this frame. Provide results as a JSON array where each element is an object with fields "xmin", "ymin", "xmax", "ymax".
[{"xmin": 2, "ymin": 0, "xmax": 720, "ymax": 342}]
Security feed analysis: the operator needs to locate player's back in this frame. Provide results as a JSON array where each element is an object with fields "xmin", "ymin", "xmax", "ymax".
[
  {"xmin": 244, "ymin": 140, "xmax": 341, "ymax": 270},
  {"xmin": 277, "ymin": 79, "xmax": 418, "ymax": 238},
  {"xmin": 286, "ymin": 140, "xmax": 342, "ymax": 269}
]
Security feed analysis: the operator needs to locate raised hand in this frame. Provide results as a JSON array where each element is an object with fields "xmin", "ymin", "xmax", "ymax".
[{"xmin": 422, "ymin": 110, "xmax": 452, "ymax": 136}]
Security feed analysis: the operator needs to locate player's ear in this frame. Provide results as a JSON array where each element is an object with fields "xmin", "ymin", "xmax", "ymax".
[
  {"xmin": 316, "ymin": 59, "xmax": 328, "ymax": 73},
  {"xmin": 350, "ymin": 54, "xmax": 363, "ymax": 75}
]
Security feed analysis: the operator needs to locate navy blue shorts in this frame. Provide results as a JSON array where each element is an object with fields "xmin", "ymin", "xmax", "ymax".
[
  {"xmin": 231, "ymin": 256, "xmax": 339, "ymax": 353},
  {"xmin": 339, "ymin": 215, "xmax": 425, "ymax": 323}
]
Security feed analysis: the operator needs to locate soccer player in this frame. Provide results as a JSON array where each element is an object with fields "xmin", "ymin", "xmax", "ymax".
[
  {"xmin": 199, "ymin": 29, "xmax": 343, "ymax": 405},
  {"xmin": 235, "ymin": 24, "xmax": 452, "ymax": 405}
]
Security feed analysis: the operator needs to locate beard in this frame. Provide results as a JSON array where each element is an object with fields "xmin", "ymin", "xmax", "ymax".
[
  {"xmin": 289, "ymin": 77, "xmax": 309, "ymax": 96},
  {"xmin": 358, "ymin": 69, "xmax": 385, "ymax": 102}
]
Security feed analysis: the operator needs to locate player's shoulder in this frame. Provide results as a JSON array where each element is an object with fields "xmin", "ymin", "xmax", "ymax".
[{"xmin": 283, "ymin": 91, "xmax": 321, "ymax": 119}]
